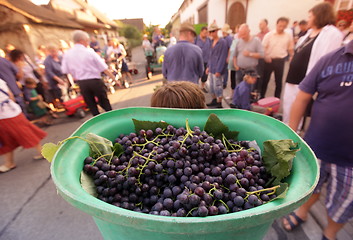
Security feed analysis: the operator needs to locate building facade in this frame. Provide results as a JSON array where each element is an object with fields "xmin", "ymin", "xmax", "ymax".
[{"xmin": 175, "ymin": 0, "xmax": 342, "ymax": 35}]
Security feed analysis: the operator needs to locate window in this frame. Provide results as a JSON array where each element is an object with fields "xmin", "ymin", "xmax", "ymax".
[{"xmin": 198, "ymin": 4, "xmax": 208, "ymax": 24}]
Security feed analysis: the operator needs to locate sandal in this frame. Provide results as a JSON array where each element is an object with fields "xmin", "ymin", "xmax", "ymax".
[
  {"xmin": 0, "ymin": 165, "xmax": 16, "ymax": 173},
  {"xmin": 322, "ymin": 235, "xmax": 336, "ymax": 240},
  {"xmin": 282, "ymin": 212, "xmax": 306, "ymax": 232}
]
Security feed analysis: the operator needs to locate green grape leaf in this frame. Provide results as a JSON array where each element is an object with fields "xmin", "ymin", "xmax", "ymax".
[
  {"xmin": 204, "ymin": 114, "xmax": 239, "ymax": 140},
  {"xmin": 85, "ymin": 133, "xmax": 113, "ymax": 158},
  {"xmin": 132, "ymin": 118, "xmax": 169, "ymax": 133},
  {"xmin": 80, "ymin": 171, "xmax": 97, "ymax": 197},
  {"xmin": 263, "ymin": 140, "xmax": 300, "ymax": 185},
  {"xmin": 274, "ymin": 182, "xmax": 289, "ymax": 200},
  {"xmin": 113, "ymin": 143, "xmax": 124, "ymax": 157},
  {"xmin": 42, "ymin": 142, "xmax": 61, "ymax": 163}
]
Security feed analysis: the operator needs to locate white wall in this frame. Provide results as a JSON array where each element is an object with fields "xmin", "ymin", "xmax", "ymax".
[
  {"xmin": 180, "ymin": 0, "xmax": 206, "ymax": 24},
  {"xmin": 246, "ymin": 0, "xmax": 322, "ymax": 35},
  {"xmin": 178, "ymin": 0, "xmax": 325, "ymax": 36},
  {"xmin": 208, "ymin": 0, "xmax": 226, "ymax": 27}
]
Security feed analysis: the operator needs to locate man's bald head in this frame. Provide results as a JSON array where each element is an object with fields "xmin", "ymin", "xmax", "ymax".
[{"xmin": 238, "ymin": 24, "xmax": 250, "ymax": 40}]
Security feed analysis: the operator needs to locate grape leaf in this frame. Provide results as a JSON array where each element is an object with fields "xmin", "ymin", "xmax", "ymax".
[
  {"xmin": 42, "ymin": 142, "xmax": 61, "ymax": 163},
  {"xmin": 80, "ymin": 171, "xmax": 97, "ymax": 197},
  {"xmin": 113, "ymin": 143, "xmax": 124, "ymax": 157},
  {"xmin": 275, "ymin": 183, "xmax": 288, "ymax": 199},
  {"xmin": 132, "ymin": 118, "xmax": 169, "ymax": 133},
  {"xmin": 263, "ymin": 140, "xmax": 300, "ymax": 185},
  {"xmin": 85, "ymin": 133, "xmax": 113, "ymax": 158},
  {"xmin": 204, "ymin": 114, "xmax": 239, "ymax": 140}
]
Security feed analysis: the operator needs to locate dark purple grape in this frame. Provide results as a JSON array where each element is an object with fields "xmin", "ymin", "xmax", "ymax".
[
  {"xmin": 177, "ymin": 194, "xmax": 189, "ymax": 204},
  {"xmin": 197, "ymin": 206, "xmax": 208, "ymax": 217},
  {"xmin": 211, "ymin": 167, "xmax": 221, "ymax": 176},
  {"xmin": 208, "ymin": 205, "xmax": 219, "ymax": 216},
  {"xmin": 213, "ymin": 190, "xmax": 223, "ymax": 200},
  {"xmin": 225, "ymin": 174, "xmax": 237, "ymax": 185},
  {"xmin": 155, "ymin": 164, "xmax": 163, "ymax": 172},
  {"xmin": 194, "ymin": 187, "xmax": 205, "ymax": 197},
  {"xmin": 233, "ymin": 196, "xmax": 245, "ymax": 207},
  {"xmin": 184, "ymin": 167, "xmax": 193, "ymax": 176},
  {"xmin": 218, "ymin": 205, "xmax": 227, "ymax": 214},
  {"xmin": 163, "ymin": 198, "xmax": 174, "ymax": 210},
  {"xmin": 244, "ymin": 202, "xmax": 254, "ymax": 210},
  {"xmin": 247, "ymin": 194, "xmax": 259, "ymax": 205},
  {"xmin": 240, "ymin": 178, "xmax": 249, "ymax": 189},
  {"xmin": 251, "ymin": 166, "xmax": 260, "ymax": 174},
  {"xmin": 152, "ymin": 202, "xmax": 163, "ymax": 212},
  {"xmin": 189, "ymin": 194, "xmax": 201, "ymax": 206},
  {"xmin": 84, "ymin": 156, "xmax": 93, "ymax": 164},
  {"xmin": 203, "ymin": 194, "xmax": 213, "ymax": 205},
  {"xmin": 162, "ymin": 188, "xmax": 172, "ymax": 198},
  {"xmin": 260, "ymin": 194, "xmax": 270, "ymax": 202},
  {"xmin": 176, "ymin": 208, "xmax": 187, "ymax": 217}
]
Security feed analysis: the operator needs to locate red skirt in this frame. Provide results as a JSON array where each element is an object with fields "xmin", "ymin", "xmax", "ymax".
[{"xmin": 0, "ymin": 113, "xmax": 47, "ymax": 154}]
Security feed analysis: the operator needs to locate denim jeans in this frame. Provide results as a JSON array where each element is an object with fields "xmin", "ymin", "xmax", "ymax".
[{"xmin": 208, "ymin": 73, "xmax": 223, "ymax": 97}]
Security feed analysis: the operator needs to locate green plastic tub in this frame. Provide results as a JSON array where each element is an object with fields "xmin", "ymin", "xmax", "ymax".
[{"xmin": 51, "ymin": 107, "xmax": 319, "ymax": 240}]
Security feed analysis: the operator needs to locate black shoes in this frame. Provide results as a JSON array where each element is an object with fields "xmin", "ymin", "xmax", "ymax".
[
  {"xmin": 206, "ymin": 99, "xmax": 217, "ymax": 106},
  {"xmin": 229, "ymin": 103, "xmax": 237, "ymax": 109},
  {"xmin": 207, "ymin": 99, "xmax": 223, "ymax": 108}
]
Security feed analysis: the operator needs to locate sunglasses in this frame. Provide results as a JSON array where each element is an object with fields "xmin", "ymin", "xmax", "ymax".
[{"xmin": 209, "ymin": 30, "xmax": 216, "ymax": 33}]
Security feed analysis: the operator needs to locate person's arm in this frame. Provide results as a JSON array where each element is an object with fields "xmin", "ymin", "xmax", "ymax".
[
  {"xmin": 103, "ymin": 69, "xmax": 115, "ymax": 80},
  {"xmin": 197, "ymin": 50, "xmax": 204, "ymax": 78},
  {"xmin": 215, "ymin": 41, "xmax": 228, "ymax": 76},
  {"xmin": 7, "ymin": 88, "xmax": 16, "ymax": 101},
  {"xmin": 118, "ymin": 45, "xmax": 127, "ymax": 60},
  {"xmin": 262, "ymin": 33, "xmax": 272, "ymax": 63},
  {"xmin": 233, "ymin": 55, "xmax": 239, "ymax": 71},
  {"xmin": 289, "ymin": 90, "xmax": 312, "ymax": 131},
  {"xmin": 287, "ymin": 34, "xmax": 295, "ymax": 60}
]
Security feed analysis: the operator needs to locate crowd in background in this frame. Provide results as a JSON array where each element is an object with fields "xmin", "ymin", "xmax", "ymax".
[
  {"xmin": 1, "ymin": 1, "xmax": 353, "ymax": 239},
  {"xmin": 149, "ymin": 3, "xmax": 352, "ymax": 240}
]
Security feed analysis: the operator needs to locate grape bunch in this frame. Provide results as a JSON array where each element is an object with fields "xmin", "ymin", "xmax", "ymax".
[{"xmin": 83, "ymin": 124, "xmax": 277, "ymax": 217}]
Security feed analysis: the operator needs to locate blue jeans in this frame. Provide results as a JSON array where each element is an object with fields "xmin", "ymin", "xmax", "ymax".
[
  {"xmin": 208, "ymin": 73, "xmax": 223, "ymax": 98},
  {"xmin": 222, "ymin": 70, "xmax": 229, "ymax": 87}
]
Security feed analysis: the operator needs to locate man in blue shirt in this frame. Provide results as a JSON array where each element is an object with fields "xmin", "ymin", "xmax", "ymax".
[
  {"xmin": 206, "ymin": 23, "xmax": 229, "ymax": 108},
  {"xmin": 195, "ymin": 26, "xmax": 211, "ymax": 92},
  {"xmin": 162, "ymin": 23, "xmax": 204, "ymax": 84},
  {"xmin": 283, "ymin": 40, "xmax": 353, "ymax": 240}
]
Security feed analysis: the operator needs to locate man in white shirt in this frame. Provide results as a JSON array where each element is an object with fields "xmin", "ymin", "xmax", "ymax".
[
  {"xmin": 61, "ymin": 30, "xmax": 115, "ymax": 116},
  {"xmin": 261, "ymin": 17, "xmax": 294, "ymax": 99}
]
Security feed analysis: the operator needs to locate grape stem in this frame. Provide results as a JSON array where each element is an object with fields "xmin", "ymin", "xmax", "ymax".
[
  {"xmin": 218, "ymin": 199, "xmax": 230, "ymax": 212},
  {"xmin": 246, "ymin": 185, "xmax": 280, "ymax": 196},
  {"xmin": 186, "ymin": 207, "xmax": 198, "ymax": 217}
]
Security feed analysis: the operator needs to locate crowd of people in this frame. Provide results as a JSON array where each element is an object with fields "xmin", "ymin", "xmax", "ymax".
[
  {"xmin": 0, "ymin": 30, "xmax": 134, "ymax": 173},
  {"xmin": 1, "ymin": 1, "xmax": 352, "ymax": 239},
  {"xmin": 157, "ymin": 2, "xmax": 352, "ymax": 240}
]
